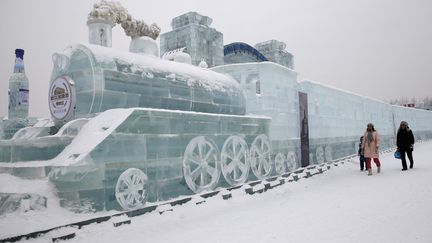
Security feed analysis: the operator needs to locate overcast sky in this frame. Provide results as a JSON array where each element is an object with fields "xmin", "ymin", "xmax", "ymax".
[{"xmin": 1, "ymin": 0, "xmax": 431, "ymax": 118}]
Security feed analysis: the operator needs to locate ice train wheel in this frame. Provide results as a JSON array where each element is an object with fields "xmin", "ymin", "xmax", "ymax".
[
  {"xmin": 115, "ymin": 168, "xmax": 148, "ymax": 210},
  {"xmin": 221, "ymin": 135, "xmax": 250, "ymax": 186},
  {"xmin": 250, "ymin": 134, "xmax": 272, "ymax": 179},
  {"xmin": 286, "ymin": 151, "xmax": 298, "ymax": 172},
  {"xmin": 183, "ymin": 136, "xmax": 220, "ymax": 193},
  {"xmin": 316, "ymin": 146, "xmax": 325, "ymax": 164},
  {"xmin": 274, "ymin": 153, "xmax": 286, "ymax": 175}
]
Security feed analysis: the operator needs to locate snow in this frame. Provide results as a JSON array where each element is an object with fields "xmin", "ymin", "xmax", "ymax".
[
  {"xmin": 1, "ymin": 141, "xmax": 432, "ymax": 242},
  {"xmin": 0, "ymin": 174, "xmax": 111, "ymax": 239}
]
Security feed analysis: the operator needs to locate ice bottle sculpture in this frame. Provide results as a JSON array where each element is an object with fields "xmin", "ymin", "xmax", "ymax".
[{"xmin": 8, "ymin": 49, "xmax": 29, "ymax": 119}]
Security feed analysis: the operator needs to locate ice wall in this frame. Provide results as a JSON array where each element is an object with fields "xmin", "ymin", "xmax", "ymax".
[
  {"xmin": 299, "ymin": 80, "xmax": 395, "ymax": 162},
  {"xmin": 392, "ymin": 105, "xmax": 432, "ymax": 141}
]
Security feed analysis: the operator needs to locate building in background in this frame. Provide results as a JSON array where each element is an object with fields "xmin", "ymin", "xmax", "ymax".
[
  {"xmin": 254, "ymin": 40, "xmax": 294, "ymax": 69},
  {"xmin": 223, "ymin": 42, "xmax": 268, "ymax": 65},
  {"xmin": 222, "ymin": 40, "xmax": 294, "ymax": 70},
  {"xmin": 160, "ymin": 12, "xmax": 224, "ymax": 68}
]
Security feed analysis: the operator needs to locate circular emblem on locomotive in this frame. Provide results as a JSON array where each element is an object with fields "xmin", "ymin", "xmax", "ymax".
[{"xmin": 49, "ymin": 76, "xmax": 75, "ymax": 121}]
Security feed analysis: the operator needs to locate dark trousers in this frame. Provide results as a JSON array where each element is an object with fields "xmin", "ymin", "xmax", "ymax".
[
  {"xmin": 400, "ymin": 149, "xmax": 414, "ymax": 169},
  {"xmin": 359, "ymin": 155, "xmax": 366, "ymax": 170}
]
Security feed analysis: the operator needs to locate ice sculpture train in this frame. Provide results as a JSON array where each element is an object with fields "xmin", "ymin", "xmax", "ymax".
[
  {"xmin": 1, "ymin": 2, "xmax": 432, "ymax": 212},
  {"xmin": 45, "ymin": 40, "xmax": 432, "ymax": 212}
]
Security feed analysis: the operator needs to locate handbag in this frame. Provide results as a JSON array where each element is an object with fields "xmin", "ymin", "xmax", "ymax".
[{"xmin": 394, "ymin": 150, "xmax": 401, "ymax": 160}]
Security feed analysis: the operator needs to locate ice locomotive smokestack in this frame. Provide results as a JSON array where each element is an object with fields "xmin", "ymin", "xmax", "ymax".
[{"xmin": 87, "ymin": 1, "xmax": 123, "ymax": 47}]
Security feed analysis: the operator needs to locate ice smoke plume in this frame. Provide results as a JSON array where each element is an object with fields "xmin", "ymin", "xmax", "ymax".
[{"xmin": 88, "ymin": 0, "xmax": 161, "ymax": 39}]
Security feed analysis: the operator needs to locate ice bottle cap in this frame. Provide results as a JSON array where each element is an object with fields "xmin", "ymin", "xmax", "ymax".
[{"xmin": 15, "ymin": 49, "xmax": 25, "ymax": 59}]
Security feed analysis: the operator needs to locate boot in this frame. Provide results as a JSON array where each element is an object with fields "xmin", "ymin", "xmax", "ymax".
[
  {"xmin": 377, "ymin": 166, "xmax": 381, "ymax": 174},
  {"xmin": 368, "ymin": 169, "xmax": 372, "ymax": 176}
]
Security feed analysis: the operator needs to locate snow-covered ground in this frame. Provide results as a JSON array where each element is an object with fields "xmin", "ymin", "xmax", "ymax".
[{"xmin": 1, "ymin": 141, "xmax": 432, "ymax": 243}]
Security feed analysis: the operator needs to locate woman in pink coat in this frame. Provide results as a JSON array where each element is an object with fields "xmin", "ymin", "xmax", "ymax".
[{"xmin": 362, "ymin": 123, "xmax": 381, "ymax": 176}]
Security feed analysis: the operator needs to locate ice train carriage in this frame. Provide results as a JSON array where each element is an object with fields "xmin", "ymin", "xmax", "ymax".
[
  {"xmin": 300, "ymin": 80, "xmax": 396, "ymax": 164},
  {"xmin": 301, "ymin": 80, "xmax": 432, "ymax": 161},
  {"xmin": 391, "ymin": 104, "xmax": 432, "ymax": 141},
  {"xmin": 47, "ymin": 43, "xmax": 273, "ymax": 211},
  {"xmin": 212, "ymin": 62, "xmax": 432, "ymax": 168}
]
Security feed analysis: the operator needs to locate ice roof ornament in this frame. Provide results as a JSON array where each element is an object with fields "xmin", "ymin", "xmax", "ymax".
[{"xmin": 199, "ymin": 59, "xmax": 208, "ymax": 69}]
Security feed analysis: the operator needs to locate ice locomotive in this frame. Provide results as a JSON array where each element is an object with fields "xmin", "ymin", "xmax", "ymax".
[{"xmin": 47, "ymin": 41, "xmax": 274, "ymax": 211}]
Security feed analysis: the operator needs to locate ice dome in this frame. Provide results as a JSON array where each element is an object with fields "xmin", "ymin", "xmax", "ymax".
[
  {"xmin": 174, "ymin": 52, "xmax": 192, "ymax": 64},
  {"xmin": 129, "ymin": 36, "xmax": 159, "ymax": 57}
]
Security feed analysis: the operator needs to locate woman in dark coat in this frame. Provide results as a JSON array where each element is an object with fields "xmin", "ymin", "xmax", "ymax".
[{"xmin": 396, "ymin": 121, "xmax": 415, "ymax": 170}]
